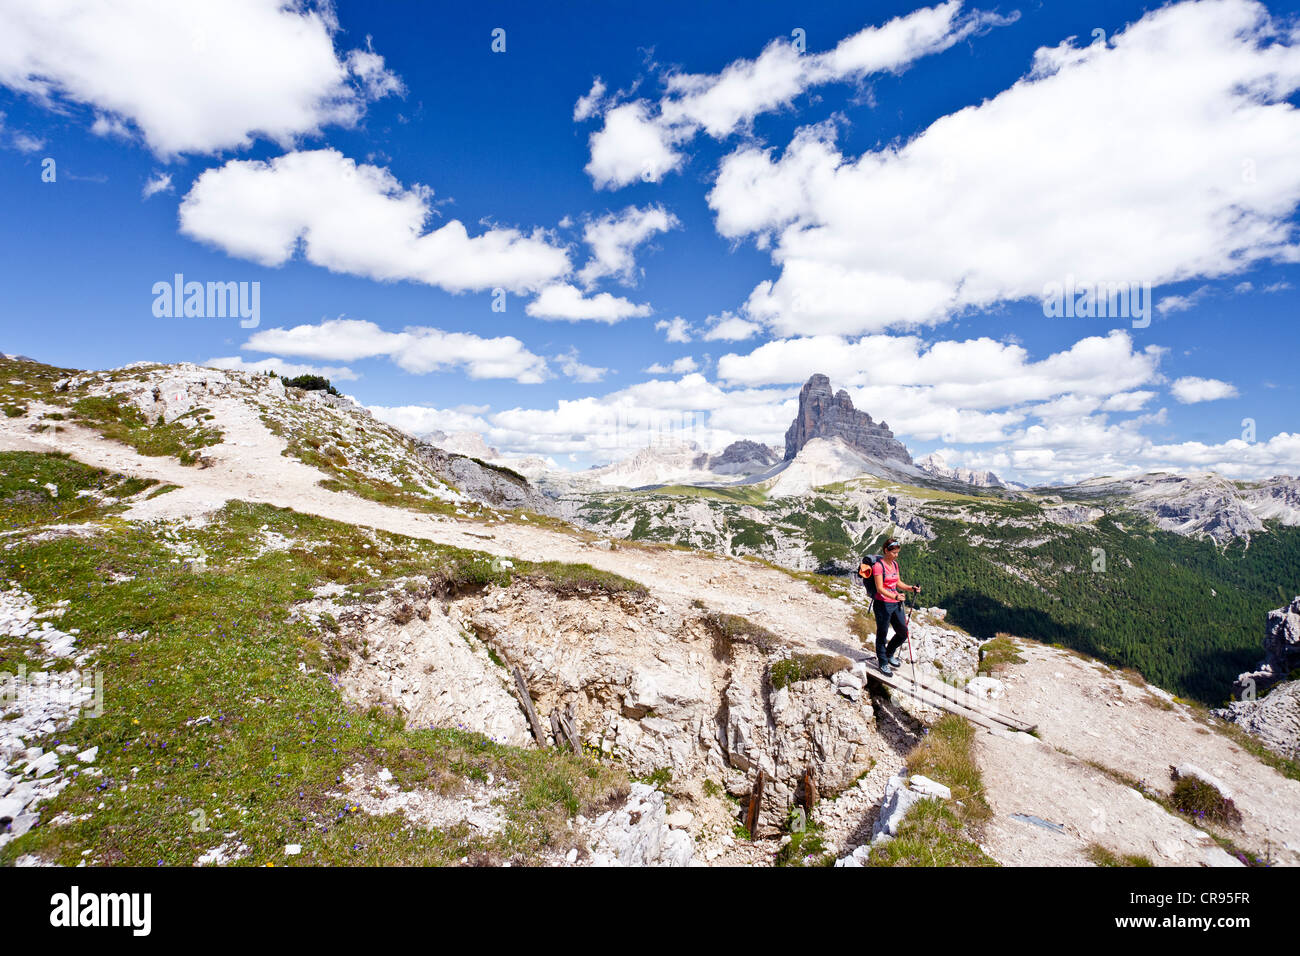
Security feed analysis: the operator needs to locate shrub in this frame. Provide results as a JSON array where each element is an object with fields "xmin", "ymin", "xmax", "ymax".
[
  {"xmin": 1170, "ymin": 772, "xmax": 1243, "ymax": 827},
  {"xmin": 769, "ymin": 652, "xmax": 851, "ymax": 690},
  {"xmin": 978, "ymin": 635, "xmax": 1025, "ymax": 676},
  {"xmin": 703, "ymin": 611, "xmax": 784, "ymax": 661},
  {"xmin": 284, "ymin": 374, "xmax": 339, "ymax": 396}
]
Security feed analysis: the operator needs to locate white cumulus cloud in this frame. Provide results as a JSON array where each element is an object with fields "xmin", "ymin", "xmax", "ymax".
[
  {"xmin": 576, "ymin": 204, "xmax": 679, "ymax": 287},
  {"xmin": 0, "ymin": 0, "xmax": 403, "ymax": 157},
  {"xmin": 241, "ymin": 317, "xmax": 551, "ymax": 383},
  {"xmin": 524, "ymin": 283, "xmax": 651, "ymax": 323},
  {"xmin": 708, "ymin": 0, "xmax": 1300, "ymax": 336},
  {"xmin": 1170, "ymin": 376, "xmax": 1239, "ymax": 403},
  {"xmin": 581, "ymin": 1, "xmax": 1010, "ymax": 188},
  {"xmin": 179, "ymin": 150, "xmax": 570, "ymax": 294}
]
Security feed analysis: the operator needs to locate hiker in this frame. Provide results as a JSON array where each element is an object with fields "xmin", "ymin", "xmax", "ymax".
[{"xmin": 859, "ymin": 538, "xmax": 921, "ymax": 676}]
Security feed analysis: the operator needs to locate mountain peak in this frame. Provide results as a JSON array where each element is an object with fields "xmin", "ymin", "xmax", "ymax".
[
  {"xmin": 784, "ymin": 373, "xmax": 913, "ymax": 465},
  {"xmin": 916, "ymin": 452, "xmax": 1006, "ymax": 489}
]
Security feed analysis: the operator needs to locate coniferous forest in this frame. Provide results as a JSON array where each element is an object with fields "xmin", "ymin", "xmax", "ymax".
[{"xmin": 903, "ymin": 516, "xmax": 1300, "ymax": 706}]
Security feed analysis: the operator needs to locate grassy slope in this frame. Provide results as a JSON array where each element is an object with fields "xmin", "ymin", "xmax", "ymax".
[
  {"xmin": 0, "ymin": 356, "xmax": 226, "ymax": 465},
  {"xmin": 0, "ymin": 452, "xmax": 631, "ymax": 866},
  {"xmin": 870, "ymin": 714, "xmax": 996, "ymax": 867}
]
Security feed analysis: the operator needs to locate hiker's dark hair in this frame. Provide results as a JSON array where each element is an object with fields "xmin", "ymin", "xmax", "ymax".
[{"xmin": 885, "ymin": 538, "xmax": 900, "ymax": 550}]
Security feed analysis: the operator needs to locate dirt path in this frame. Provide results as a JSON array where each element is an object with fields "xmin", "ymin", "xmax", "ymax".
[
  {"xmin": 973, "ymin": 639, "xmax": 1300, "ymax": 866},
  {"xmin": 0, "ymin": 406, "xmax": 860, "ymax": 656}
]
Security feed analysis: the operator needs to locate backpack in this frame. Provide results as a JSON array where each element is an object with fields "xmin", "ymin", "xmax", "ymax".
[{"xmin": 860, "ymin": 553, "xmax": 883, "ymax": 597}]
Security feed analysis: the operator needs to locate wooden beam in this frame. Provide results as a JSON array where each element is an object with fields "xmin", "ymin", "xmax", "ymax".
[
  {"xmin": 559, "ymin": 708, "xmax": 581, "ymax": 753},
  {"xmin": 802, "ymin": 767, "xmax": 817, "ymax": 816},
  {"xmin": 512, "ymin": 665, "xmax": 550, "ymax": 747},
  {"xmin": 744, "ymin": 769, "xmax": 765, "ymax": 838}
]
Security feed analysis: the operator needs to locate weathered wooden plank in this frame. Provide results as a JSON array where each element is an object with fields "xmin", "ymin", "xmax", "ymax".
[
  {"xmin": 559, "ymin": 707, "xmax": 582, "ymax": 753},
  {"xmin": 744, "ymin": 769, "xmax": 765, "ymax": 838},
  {"xmin": 802, "ymin": 766, "xmax": 817, "ymax": 816},
  {"xmin": 863, "ymin": 664, "xmax": 1023, "ymax": 734},
  {"xmin": 512, "ymin": 665, "xmax": 550, "ymax": 746},
  {"xmin": 861, "ymin": 660, "xmax": 1037, "ymax": 734}
]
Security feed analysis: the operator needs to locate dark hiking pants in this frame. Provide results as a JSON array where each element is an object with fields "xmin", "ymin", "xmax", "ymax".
[{"xmin": 873, "ymin": 599, "xmax": 908, "ymax": 661}]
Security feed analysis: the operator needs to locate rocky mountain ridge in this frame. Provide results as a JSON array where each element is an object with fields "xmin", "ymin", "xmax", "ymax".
[{"xmin": 916, "ymin": 452, "xmax": 1007, "ymax": 489}]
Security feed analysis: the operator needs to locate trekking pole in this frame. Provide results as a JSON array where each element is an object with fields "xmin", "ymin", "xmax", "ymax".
[{"xmin": 905, "ymin": 594, "xmax": 918, "ymax": 693}]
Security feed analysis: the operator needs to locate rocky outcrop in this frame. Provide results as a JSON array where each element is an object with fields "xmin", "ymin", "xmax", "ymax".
[
  {"xmin": 1231, "ymin": 596, "xmax": 1300, "ymax": 695},
  {"xmin": 1214, "ymin": 683, "xmax": 1300, "ymax": 760},
  {"xmin": 421, "ymin": 430, "xmax": 500, "ymax": 460},
  {"xmin": 1073, "ymin": 473, "xmax": 1300, "ymax": 544},
  {"xmin": 413, "ymin": 441, "xmax": 556, "ymax": 514},
  {"xmin": 1217, "ymin": 597, "xmax": 1300, "ymax": 758},
  {"xmin": 320, "ymin": 583, "xmax": 534, "ymax": 748},
  {"xmin": 1260, "ymin": 597, "xmax": 1300, "ymax": 681},
  {"xmin": 784, "ymin": 374, "xmax": 913, "ymax": 464},
  {"xmin": 707, "ymin": 440, "xmax": 781, "ymax": 475},
  {"xmin": 0, "ymin": 587, "xmax": 98, "ymax": 853},
  {"xmin": 590, "ymin": 442, "xmax": 710, "ymax": 488},
  {"xmin": 456, "ymin": 582, "xmax": 899, "ymax": 836},
  {"xmin": 916, "ymin": 453, "xmax": 1005, "ymax": 488},
  {"xmin": 583, "ymin": 783, "xmax": 694, "ymax": 866}
]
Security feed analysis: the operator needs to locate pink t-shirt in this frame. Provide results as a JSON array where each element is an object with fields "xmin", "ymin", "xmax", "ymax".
[{"xmin": 872, "ymin": 559, "xmax": 900, "ymax": 599}]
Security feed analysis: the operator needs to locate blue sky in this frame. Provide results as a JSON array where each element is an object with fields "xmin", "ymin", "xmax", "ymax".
[{"xmin": 0, "ymin": 0, "xmax": 1298, "ymax": 483}]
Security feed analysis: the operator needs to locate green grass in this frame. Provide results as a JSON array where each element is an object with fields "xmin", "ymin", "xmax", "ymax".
[
  {"xmin": 867, "ymin": 799, "xmax": 998, "ymax": 866},
  {"xmin": 775, "ymin": 810, "xmax": 834, "ymax": 867},
  {"xmin": 850, "ymin": 606, "xmax": 875, "ymax": 645},
  {"xmin": 769, "ymin": 652, "xmax": 852, "ymax": 690},
  {"xmin": 1086, "ymin": 844, "xmax": 1154, "ymax": 867},
  {"xmin": 905, "ymin": 714, "xmax": 991, "ymax": 823},
  {"xmin": 0, "ymin": 354, "xmax": 76, "ymax": 412},
  {"xmin": 642, "ymin": 484, "xmax": 768, "ymax": 505},
  {"xmin": 520, "ymin": 561, "xmax": 648, "ymax": 599},
  {"xmin": 870, "ymin": 714, "xmax": 996, "ymax": 867},
  {"xmin": 636, "ymin": 767, "xmax": 672, "ymax": 788},
  {"xmin": 71, "ymin": 395, "xmax": 223, "ymax": 465},
  {"xmin": 0, "ymin": 476, "xmax": 631, "ymax": 866},
  {"xmin": 0, "ymin": 451, "xmax": 156, "ymax": 531},
  {"xmin": 977, "ymin": 635, "xmax": 1026, "ymax": 676}
]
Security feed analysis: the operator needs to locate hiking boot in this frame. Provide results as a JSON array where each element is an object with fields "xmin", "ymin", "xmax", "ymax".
[
  {"xmin": 888, "ymin": 653, "xmax": 904, "ymax": 667},
  {"xmin": 878, "ymin": 659, "xmax": 894, "ymax": 677}
]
